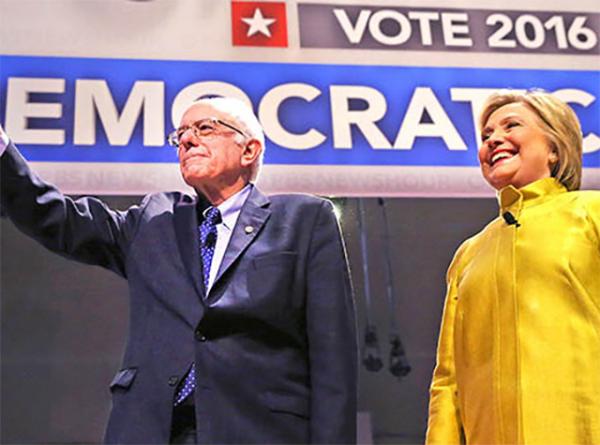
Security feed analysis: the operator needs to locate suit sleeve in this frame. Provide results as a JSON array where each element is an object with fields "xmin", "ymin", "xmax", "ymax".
[
  {"xmin": 305, "ymin": 200, "xmax": 357, "ymax": 444},
  {"xmin": 0, "ymin": 142, "xmax": 142, "ymax": 277},
  {"xmin": 425, "ymin": 243, "xmax": 468, "ymax": 445}
]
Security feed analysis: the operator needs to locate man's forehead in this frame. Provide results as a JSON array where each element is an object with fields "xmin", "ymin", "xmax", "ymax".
[{"xmin": 180, "ymin": 103, "xmax": 232, "ymax": 125}]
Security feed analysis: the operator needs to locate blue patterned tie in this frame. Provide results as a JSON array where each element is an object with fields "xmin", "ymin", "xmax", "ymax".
[
  {"xmin": 174, "ymin": 206, "xmax": 221, "ymax": 406},
  {"xmin": 199, "ymin": 207, "xmax": 221, "ymax": 289}
]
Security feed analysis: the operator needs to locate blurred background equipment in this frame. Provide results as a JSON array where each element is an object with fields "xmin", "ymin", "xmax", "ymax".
[
  {"xmin": 357, "ymin": 198, "xmax": 384, "ymax": 373},
  {"xmin": 379, "ymin": 198, "xmax": 411, "ymax": 379}
]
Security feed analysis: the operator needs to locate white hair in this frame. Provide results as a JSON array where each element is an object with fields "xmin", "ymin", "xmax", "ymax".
[{"xmin": 194, "ymin": 96, "xmax": 265, "ymax": 182}]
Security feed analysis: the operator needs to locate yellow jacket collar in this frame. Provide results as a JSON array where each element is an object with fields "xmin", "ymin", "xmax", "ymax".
[{"xmin": 497, "ymin": 177, "xmax": 566, "ymax": 217}]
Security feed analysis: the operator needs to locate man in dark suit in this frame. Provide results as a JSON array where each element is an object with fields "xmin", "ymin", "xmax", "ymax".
[{"xmin": 0, "ymin": 97, "xmax": 357, "ymax": 444}]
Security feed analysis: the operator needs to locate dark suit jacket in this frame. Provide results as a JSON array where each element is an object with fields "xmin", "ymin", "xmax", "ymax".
[{"xmin": 1, "ymin": 142, "xmax": 357, "ymax": 444}]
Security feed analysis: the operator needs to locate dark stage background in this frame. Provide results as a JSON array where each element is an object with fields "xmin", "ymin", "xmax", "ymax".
[{"xmin": 1, "ymin": 195, "xmax": 497, "ymax": 444}]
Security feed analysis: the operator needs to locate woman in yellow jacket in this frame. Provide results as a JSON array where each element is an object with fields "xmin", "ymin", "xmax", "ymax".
[{"xmin": 426, "ymin": 90, "xmax": 600, "ymax": 445}]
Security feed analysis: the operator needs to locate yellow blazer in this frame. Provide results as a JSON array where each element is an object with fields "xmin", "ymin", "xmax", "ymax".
[{"xmin": 426, "ymin": 178, "xmax": 600, "ymax": 445}]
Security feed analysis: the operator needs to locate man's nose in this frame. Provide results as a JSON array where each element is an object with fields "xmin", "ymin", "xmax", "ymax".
[{"xmin": 179, "ymin": 128, "xmax": 197, "ymax": 150}]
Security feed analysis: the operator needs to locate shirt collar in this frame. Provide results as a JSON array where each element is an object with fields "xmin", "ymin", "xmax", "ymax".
[{"xmin": 203, "ymin": 184, "xmax": 253, "ymax": 230}]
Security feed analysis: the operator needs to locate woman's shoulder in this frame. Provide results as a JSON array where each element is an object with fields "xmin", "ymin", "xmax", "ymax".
[
  {"xmin": 556, "ymin": 189, "xmax": 600, "ymax": 243},
  {"xmin": 570, "ymin": 189, "xmax": 600, "ymax": 201},
  {"xmin": 563, "ymin": 189, "xmax": 600, "ymax": 214}
]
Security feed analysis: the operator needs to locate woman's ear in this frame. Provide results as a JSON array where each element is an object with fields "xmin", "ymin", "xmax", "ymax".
[{"xmin": 549, "ymin": 150, "xmax": 560, "ymax": 176}]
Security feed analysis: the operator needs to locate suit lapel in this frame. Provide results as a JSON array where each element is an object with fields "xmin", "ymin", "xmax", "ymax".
[
  {"xmin": 173, "ymin": 195, "xmax": 208, "ymax": 303},
  {"xmin": 213, "ymin": 187, "xmax": 271, "ymax": 287}
]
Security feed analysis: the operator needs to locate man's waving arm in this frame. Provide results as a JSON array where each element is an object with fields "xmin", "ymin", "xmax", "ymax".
[{"xmin": 0, "ymin": 126, "xmax": 142, "ymax": 277}]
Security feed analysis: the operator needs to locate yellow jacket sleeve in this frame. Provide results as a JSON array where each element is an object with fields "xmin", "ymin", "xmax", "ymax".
[
  {"xmin": 582, "ymin": 192, "xmax": 600, "ymax": 252},
  {"xmin": 425, "ymin": 243, "xmax": 468, "ymax": 445}
]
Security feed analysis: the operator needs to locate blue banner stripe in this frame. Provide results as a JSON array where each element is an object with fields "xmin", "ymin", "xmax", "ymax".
[{"xmin": 0, "ymin": 55, "xmax": 598, "ymax": 167}]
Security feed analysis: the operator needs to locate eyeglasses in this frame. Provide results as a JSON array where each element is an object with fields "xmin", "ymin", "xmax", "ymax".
[{"xmin": 167, "ymin": 118, "xmax": 248, "ymax": 147}]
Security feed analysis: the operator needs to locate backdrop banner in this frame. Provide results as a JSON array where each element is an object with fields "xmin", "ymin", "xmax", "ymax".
[{"xmin": 0, "ymin": 0, "xmax": 598, "ymax": 196}]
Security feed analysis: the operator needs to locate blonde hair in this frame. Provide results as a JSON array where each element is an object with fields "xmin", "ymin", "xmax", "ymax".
[
  {"xmin": 479, "ymin": 90, "xmax": 583, "ymax": 191},
  {"xmin": 195, "ymin": 96, "xmax": 265, "ymax": 183}
]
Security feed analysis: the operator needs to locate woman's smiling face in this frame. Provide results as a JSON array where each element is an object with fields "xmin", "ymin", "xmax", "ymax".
[{"xmin": 478, "ymin": 102, "xmax": 556, "ymax": 190}]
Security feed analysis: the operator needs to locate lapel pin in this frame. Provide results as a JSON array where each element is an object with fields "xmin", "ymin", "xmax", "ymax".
[{"xmin": 244, "ymin": 225, "xmax": 254, "ymax": 234}]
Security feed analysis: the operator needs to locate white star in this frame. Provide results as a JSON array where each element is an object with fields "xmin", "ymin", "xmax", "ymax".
[{"xmin": 241, "ymin": 8, "xmax": 276, "ymax": 38}]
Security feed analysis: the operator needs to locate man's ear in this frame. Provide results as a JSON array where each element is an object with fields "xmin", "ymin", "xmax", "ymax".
[{"xmin": 240, "ymin": 139, "xmax": 262, "ymax": 168}]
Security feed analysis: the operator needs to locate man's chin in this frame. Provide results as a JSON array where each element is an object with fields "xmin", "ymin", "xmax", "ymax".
[
  {"xmin": 182, "ymin": 167, "xmax": 208, "ymax": 181},
  {"xmin": 182, "ymin": 173, "xmax": 206, "ymax": 190}
]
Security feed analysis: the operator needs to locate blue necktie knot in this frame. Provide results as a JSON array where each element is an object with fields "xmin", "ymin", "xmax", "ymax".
[{"xmin": 200, "ymin": 207, "xmax": 221, "ymax": 247}]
